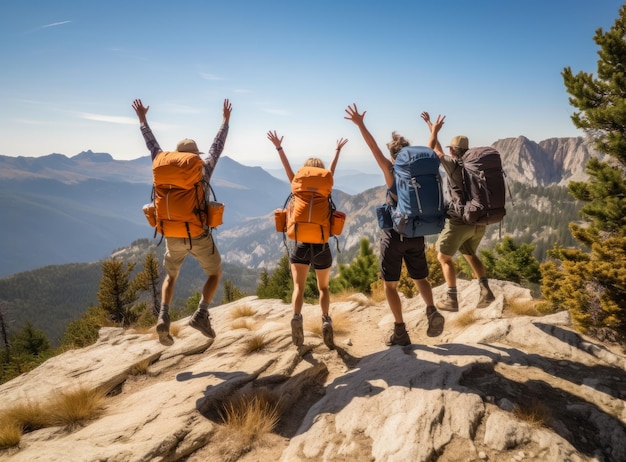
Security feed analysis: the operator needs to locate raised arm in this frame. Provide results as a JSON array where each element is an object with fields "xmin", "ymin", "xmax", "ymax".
[
  {"xmin": 267, "ymin": 130, "xmax": 295, "ymax": 182},
  {"xmin": 205, "ymin": 98, "xmax": 232, "ymax": 180},
  {"xmin": 132, "ymin": 98, "xmax": 161, "ymax": 160},
  {"xmin": 328, "ymin": 138, "xmax": 348, "ymax": 175},
  {"xmin": 344, "ymin": 103, "xmax": 394, "ymax": 188},
  {"xmin": 421, "ymin": 111, "xmax": 446, "ymax": 158}
]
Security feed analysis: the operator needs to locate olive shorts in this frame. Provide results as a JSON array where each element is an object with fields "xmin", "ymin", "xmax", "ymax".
[
  {"xmin": 164, "ymin": 231, "xmax": 221, "ymax": 278},
  {"xmin": 436, "ymin": 220, "xmax": 486, "ymax": 257}
]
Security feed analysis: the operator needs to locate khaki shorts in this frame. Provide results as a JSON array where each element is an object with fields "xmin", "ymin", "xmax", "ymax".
[
  {"xmin": 436, "ymin": 220, "xmax": 486, "ymax": 257},
  {"xmin": 163, "ymin": 231, "xmax": 221, "ymax": 278}
]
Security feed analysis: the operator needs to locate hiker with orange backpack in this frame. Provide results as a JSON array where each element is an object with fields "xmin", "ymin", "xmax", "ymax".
[
  {"xmin": 267, "ymin": 130, "xmax": 348, "ymax": 350},
  {"xmin": 132, "ymin": 98, "xmax": 232, "ymax": 346},
  {"xmin": 344, "ymin": 103, "xmax": 445, "ymax": 346}
]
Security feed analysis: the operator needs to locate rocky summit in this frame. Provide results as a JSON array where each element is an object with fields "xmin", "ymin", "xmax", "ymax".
[{"xmin": 1, "ymin": 280, "xmax": 625, "ymax": 462}]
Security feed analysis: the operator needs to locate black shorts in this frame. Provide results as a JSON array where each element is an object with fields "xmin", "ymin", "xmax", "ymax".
[
  {"xmin": 379, "ymin": 229, "xmax": 429, "ymax": 281},
  {"xmin": 289, "ymin": 242, "xmax": 332, "ymax": 270}
]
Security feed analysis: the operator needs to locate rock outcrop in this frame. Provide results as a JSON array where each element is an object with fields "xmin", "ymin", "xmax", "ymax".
[{"xmin": 1, "ymin": 281, "xmax": 624, "ymax": 461}]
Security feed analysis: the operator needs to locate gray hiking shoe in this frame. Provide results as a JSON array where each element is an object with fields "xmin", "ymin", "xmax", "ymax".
[
  {"xmin": 189, "ymin": 309, "xmax": 216, "ymax": 338},
  {"xmin": 291, "ymin": 313, "xmax": 304, "ymax": 347},
  {"xmin": 322, "ymin": 315, "xmax": 334, "ymax": 350},
  {"xmin": 156, "ymin": 312, "xmax": 174, "ymax": 346},
  {"xmin": 385, "ymin": 323, "xmax": 411, "ymax": 347},
  {"xmin": 437, "ymin": 294, "xmax": 459, "ymax": 312},
  {"xmin": 426, "ymin": 306, "xmax": 445, "ymax": 337},
  {"xmin": 476, "ymin": 285, "xmax": 495, "ymax": 308}
]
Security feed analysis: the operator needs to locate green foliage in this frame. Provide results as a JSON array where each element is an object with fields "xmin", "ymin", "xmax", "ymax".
[
  {"xmin": 97, "ymin": 259, "xmax": 140, "ymax": 327},
  {"xmin": 60, "ymin": 305, "xmax": 110, "ymax": 350},
  {"xmin": 222, "ymin": 280, "xmax": 247, "ymax": 304},
  {"xmin": 480, "ymin": 237, "xmax": 541, "ymax": 286},
  {"xmin": 256, "ymin": 253, "xmax": 293, "ymax": 303},
  {"xmin": 133, "ymin": 252, "xmax": 160, "ymax": 316},
  {"xmin": 335, "ymin": 238, "xmax": 379, "ymax": 295},
  {"xmin": 545, "ymin": 4, "xmax": 626, "ymax": 338},
  {"xmin": 1, "ymin": 322, "xmax": 53, "ymax": 384},
  {"xmin": 425, "ymin": 245, "xmax": 445, "ymax": 286}
]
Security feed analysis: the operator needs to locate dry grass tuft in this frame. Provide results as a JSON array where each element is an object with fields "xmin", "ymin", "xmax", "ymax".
[
  {"xmin": 305, "ymin": 310, "xmax": 350, "ymax": 337},
  {"xmin": 513, "ymin": 400, "xmax": 550, "ymax": 427},
  {"xmin": 46, "ymin": 386, "xmax": 107, "ymax": 427},
  {"xmin": 230, "ymin": 304, "xmax": 257, "ymax": 320},
  {"xmin": 506, "ymin": 298, "xmax": 543, "ymax": 317},
  {"xmin": 231, "ymin": 318, "xmax": 255, "ymax": 331},
  {"xmin": 454, "ymin": 310, "xmax": 477, "ymax": 327},
  {"xmin": 369, "ymin": 279, "xmax": 387, "ymax": 303},
  {"xmin": 219, "ymin": 389, "xmax": 280, "ymax": 445},
  {"xmin": 0, "ymin": 386, "xmax": 107, "ymax": 447},
  {"xmin": 241, "ymin": 333, "xmax": 268, "ymax": 354},
  {"xmin": 129, "ymin": 358, "xmax": 152, "ymax": 376}
]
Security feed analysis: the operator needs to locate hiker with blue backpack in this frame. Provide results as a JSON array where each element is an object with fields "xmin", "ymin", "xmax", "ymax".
[
  {"xmin": 132, "ymin": 98, "xmax": 232, "ymax": 346},
  {"xmin": 344, "ymin": 103, "xmax": 445, "ymax": 346},
  {"xmin": 267, "ymin": 130, "xmax": 348, "ymax": 350},
  {"xmin": 422, "ymin": 112, "xmax": 497, "ymax": 312}
]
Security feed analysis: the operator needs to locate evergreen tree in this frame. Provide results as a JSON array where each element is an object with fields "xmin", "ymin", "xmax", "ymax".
[
  {"xmin": 542, "ymin": 5, "xmax": 626, "ymax": 339},
  {"xmin": 222, "ymin": 280, "xmax": 247, "ymax": 303},
  {"xmin": 481, "ymin": 237, "xmax": 541, "ymax": 286},
  {"xmin": 10, "ymin": 322, "xmax": 50, "ymax": 356},
  {"xmin": 60, "ymin": 305, "xmax": 110, "ymax": 350},
  {"xmin": 256, "ymin": 253, "xmax": 293, "ymax": 303},
  {"xmin": 336, "ymin": 238, "xmax": 379, "ymax": 295},
  {"xmin": 134, "ymin": 252, "xmax": 160, "ymax": 316},
  {"xmin": 97, "ymin": 259, "xmax": 140, "ymax": 327}
]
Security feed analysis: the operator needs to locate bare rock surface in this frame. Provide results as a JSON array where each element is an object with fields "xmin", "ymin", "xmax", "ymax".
[{"xmin": 1, "ymin": 280, "xmax": 625, "ymax": 462}]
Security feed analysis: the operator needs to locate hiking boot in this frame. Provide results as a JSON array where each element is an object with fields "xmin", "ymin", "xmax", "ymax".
[
  {"xmin": 476, "ymin": 284, "xmax": 495, "ymax": 309},
  {"xmin": 385, "ymin": 323, "xmax": 411, "ymax": 347},
  {"xmin": 291, "ymin": 313, "xmax": 304, "ymax": 347},
  {"xmin": 436, "ymin": 294, "xmax": 459, "ymax": 312},
  {"xmin": 189, "ymin": 309, "xmax": 216, "ymax": 338},
  {"xmin": 156, "ymin": 312, "xmax": 174, "ymax": 346},
  {"xmin": 426, "ymin": 306, "xmax": 445, "ymax": 337},
  {"xmin": 322, "ymin": 315, "xmax": 335, "ymax": 350}
]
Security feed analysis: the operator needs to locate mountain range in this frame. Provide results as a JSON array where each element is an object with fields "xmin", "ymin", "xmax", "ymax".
[{"xmin": 0, "ymin": 135, "xmax": 599, "ymax": 278}]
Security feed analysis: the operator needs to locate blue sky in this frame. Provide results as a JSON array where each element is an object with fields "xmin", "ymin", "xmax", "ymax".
[{"xmin": 0, "ymin": 0, "xmax": 622, "ymax": 173}]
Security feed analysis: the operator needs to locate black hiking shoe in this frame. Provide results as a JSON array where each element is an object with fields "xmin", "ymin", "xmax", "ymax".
[
  {"xmin": 385, "ymin": 323, "xmax": 411, "ymax": 347},
  {"xmin": 291, "ymin": 313, "xmax": 304, "ymax": 347},
  {"xmin": 426, "ymin": 306, "xmax": 445, "ymax": 337},
  {"xmin": 156, "ymin": 312, "xmax": 174, "ymax": 346},
  {"xmin": 476, "ymin": 285, "xmax": 495, "ymax": 308},
  {"xmin": 322, "ymin": 315, "xmax": 335, "ymax": 350},
  {"xmin": 189, "ymin": 309, "xmax": 216, "ymax": 338}
]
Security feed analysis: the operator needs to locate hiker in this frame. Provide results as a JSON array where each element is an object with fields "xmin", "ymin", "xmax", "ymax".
[
  {"xmin": 344, "ymin": 103, "xmax": 445, "ymax": 346},
  {"xmin": 132, "ymin": 98, "xmax": 232, "ymax": 345},
  {"xmin": 267, "ymin": 130, "xmax": 348, "ymax": 349},
  {"xmin": 422, "ymin": 112, "xmax": 496, "ymax": 311}
]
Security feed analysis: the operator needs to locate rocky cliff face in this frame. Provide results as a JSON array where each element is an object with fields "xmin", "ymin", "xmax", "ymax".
[
  {"xmin": 1, "ymin": 281, "xmax": 624, "ymax": 461},
  {"xmin": 494, "ymin": 136, "xmax": 601, "ymax": 186}
]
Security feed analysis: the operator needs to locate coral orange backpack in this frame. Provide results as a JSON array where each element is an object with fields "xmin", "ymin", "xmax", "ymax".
[{"xmin": 142, "ymin": 151, "xmax": 223, "ymax": 246}]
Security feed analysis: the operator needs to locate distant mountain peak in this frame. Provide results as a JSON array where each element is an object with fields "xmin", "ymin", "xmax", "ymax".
[{"xmin": 72, "ymin": 150, "xmax": 114, "ymax": 162}]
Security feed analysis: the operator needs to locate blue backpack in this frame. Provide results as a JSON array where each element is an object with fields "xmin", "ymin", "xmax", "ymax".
[{"xmin": 379, "ymin": 146, "xmax": 445, "ymax": 238}]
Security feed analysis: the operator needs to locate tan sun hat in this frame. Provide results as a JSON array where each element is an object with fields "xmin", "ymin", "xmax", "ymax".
[
  {"xmin": 176, "ymin": 138, "xmax": 203, "ymax": 154},
  {"xmin": 447, "ymin": 135, "xmax": 469, "ymax": 150}
]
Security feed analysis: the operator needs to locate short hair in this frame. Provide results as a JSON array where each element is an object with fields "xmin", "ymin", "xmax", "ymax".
[
  {"xmin": 304, "ymin": 157, "xmax": 325, "ymax": 168},
  {"xmin": 386, "ymin": 131, "xmax": 410, "ymax": 160}
]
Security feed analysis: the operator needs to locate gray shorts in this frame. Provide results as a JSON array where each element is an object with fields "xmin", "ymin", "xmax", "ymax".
[{"xmin": 163, "ymin": 231, "xmax": 221, "ymax": 278}]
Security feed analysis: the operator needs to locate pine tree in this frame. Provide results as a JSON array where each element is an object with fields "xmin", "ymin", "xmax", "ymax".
[
  {"xmin": 222, "ymin": 280, "xmax": 246, "ymax": 303},
  {"xmin": 336, "ymin": 238, "xmax": 379, "ymax": 295},
  {"xmin": 256, "ymin": 253, "xmax": 293, "ymax": 303},
  {"xmin": 97, "ymin": 259, "xmax": 140, "ymax": 327},
  {"xmin": 541, "ymin": 4, "xmax": 626, "ymax": 339},
  {"xmin": 134, "ymin": 252, "xmax": 160, "ymax": 316},
  {"xmin": 481, "ymin": 237, "xmax": 541, "ymax": 286}
]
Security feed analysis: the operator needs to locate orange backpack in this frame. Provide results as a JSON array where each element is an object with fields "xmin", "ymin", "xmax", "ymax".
[
  {"xmin": 142, "ymin": 151, "xmax": 223, "ymax": 242},
  {"xmin": 284, "ymin": 166, "xmax": 334, "ymax": 244}
]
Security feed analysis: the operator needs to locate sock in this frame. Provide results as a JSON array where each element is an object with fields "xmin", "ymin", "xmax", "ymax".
[
  {"xmin": 197, "ymin": 301, "xmax": 210, "ymax": 313},
  {"xmin": 394, "ymin": 322, "xmax": 406, "ymax": 334},
  {"xmin": 479, "ymin": 277, "xmax": 489, "ymax": 287},
  {"xmin": 159, "ymin": 303, "xmax": 169, "ymax": 315},
  {"xmin": 447, "ymin": 287, "xmax": 458, "ymax": 298}
]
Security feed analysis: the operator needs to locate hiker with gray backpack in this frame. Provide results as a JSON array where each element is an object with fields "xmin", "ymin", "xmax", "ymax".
[
  {"xmin": 345, "ymin": 103, "xmax": 445, "ymax": 346},
  {"xmin": 422, "ymin": 112, "xmax": 498, "ymax": 312}
]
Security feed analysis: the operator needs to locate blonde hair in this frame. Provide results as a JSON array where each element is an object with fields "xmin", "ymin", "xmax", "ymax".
[
  {"xmin": 303, "ymin": 157, "xmax": 325, "ymax": 168},
  {"xmin": 386, "ymin": 131, "xmax": 410, "ymax": 160}
]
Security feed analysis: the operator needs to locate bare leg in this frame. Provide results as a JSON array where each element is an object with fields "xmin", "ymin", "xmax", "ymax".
[
  {"xmin": 315, "ymin": 267, "xmax": 331, "ymax": 316},
  {"xmin": 384, "ymin": 281, "xmax": 404, "ymax": 323},
  {"xmin": 161, "ymin": 273, "xmax": 176, "ymax": 305},
  {"xmin": 201, "ymin": 269, "xmax": 222, "ymax": 304},
  {"xmin": 438, "ymin": 252, "xmax": 457, "ymax": 288},
  {"xmin": 413, "ymin": 278, "xmax": 434, "ymax": 306},
  {"xmin": 290, "ymin": 263, "xmax": 309, "ymax": 315}
]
